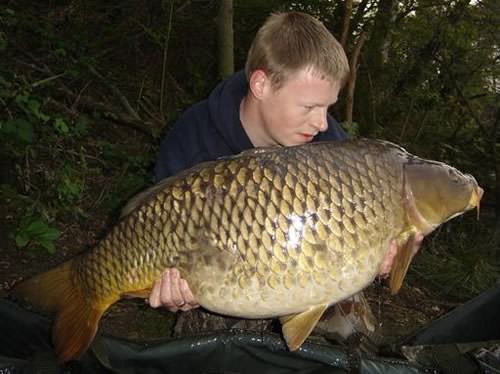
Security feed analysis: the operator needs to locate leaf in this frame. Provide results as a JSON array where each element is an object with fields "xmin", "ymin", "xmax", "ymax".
[
  {"xmin": 39, "ymin": 227, "xmax": 61, "ymax": 241},
  {"xmin": 27, "ymin": 99, "xmax": 40, "ymax": 112},
  {"xmin": 26, "ymin": 219, "xmax": 49, "ymax": 236},
  {"xmin": 54, "ymin": 118, "xmax": 69, "ymax": 134},
  {"xmin": 15, "ymin": 233, "xmax": 30, "ymax": 248},
  {"xmin": 16, "ymin": 119, "xmax": 34, "ymax": 143},
  {"xmin": 74, "ymin": 115, "xmax": 89, "ymax": 136},
  {"xmin": 27, "ymin": 99, "xmax": 49, "ymax": 121},
  {"xmin": 15, "ymin": 95, "xmax": 50, "ymax": 122},
  {"xmin": 0, "ymin": 31, "xmax": 7, "ymax": 52},
  {"xmin": 54, "ymin": 48, "xmax": 67, "ymax": 57},
  {"xmin": 15, "ymin": 94, "xmax": 28, "ymax": 106},
  {"xmin": 1, "ymin": 118, "xmax": 34, "ymax": 144},
  {"xmin": 39, "ymin": 239, "xmax": 56, "ymax": 254},
  {"xmin": 15, "ymin": 216, "xmax": 60, "ymax": 254}
]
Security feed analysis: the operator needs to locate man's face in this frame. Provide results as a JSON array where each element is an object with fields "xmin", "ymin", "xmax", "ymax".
[{"xmin": 258, "ymin": 68, "xmax": 341, "ymax": 146}]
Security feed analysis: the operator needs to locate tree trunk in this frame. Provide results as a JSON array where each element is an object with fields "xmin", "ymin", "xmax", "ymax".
[
  {"xmin": 364, "ymin": 0, "xmax": 396, "ymax": 74},
  {"xmin": 493, "ymin": 108, "xmax": 500, "ymax": 233},
  {"xmin": 355, "ymin": 0, "xmax": 397, "ymax": 136},
  {"xmin": 217, "ymin": 0, "xmax": 234, "ymax": 79},
  {"xmin": 340, "ymin": 0, "xmax": 353, "ymax": 48},
  {"xmin": 351, "ymin": 0, "xmax": 369, "ymax": 34},
  {"xmin": 345, "ymin": 32, "xmax": 367, "ymax": 131}
]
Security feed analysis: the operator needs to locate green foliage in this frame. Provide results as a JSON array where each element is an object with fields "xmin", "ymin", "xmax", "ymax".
[
  {"xmin": 341, "ymin": 121, "xmax": 360, "ymax": 138},
  {"xmin": 96, "ymin": 140, "xmax": 153, "ymax": 212},
  {"xmin": 56, "ymin": 166, "xmax": 85, "ymax": 207},
  {"xmin": 1, "ymin": 117, "xmax": 34, "ymax": 145},
  {"xmin": 410, "ymin": 217, "xmax": 499, "ymax": 300},
  {"xmin": 15, "ymin": 93, "xmax": 50, "ymax": 123},
  {"xmin": 15, "ymin": 215, "xmax": 61, "ymax": 254},
  {"xmin": 0, "ymin": 8, "xmax": 17, "ymax": 52}
]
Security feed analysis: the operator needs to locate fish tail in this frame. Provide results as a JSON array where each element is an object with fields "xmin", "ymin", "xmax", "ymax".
[{"xmin": 11, "ymin": 261, "xmax": 114, "ymax": 363}]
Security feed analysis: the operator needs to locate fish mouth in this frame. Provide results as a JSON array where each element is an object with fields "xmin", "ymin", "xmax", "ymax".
[{"xmin": 466, "ymin": 176, "xmax": 483, "ymax": 219}]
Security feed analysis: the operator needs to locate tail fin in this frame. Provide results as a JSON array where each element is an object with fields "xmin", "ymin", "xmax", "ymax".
[{"xmin": 11, "ymin": 261, "xmax": 114, "ymax": 363}]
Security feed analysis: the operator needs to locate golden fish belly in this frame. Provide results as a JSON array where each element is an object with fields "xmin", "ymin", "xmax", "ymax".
[
  {"xmin": 192, "ymin": 270, "xmax": 379, "ymax": 319},
  {"xmin": 184, "ymin": 234, "xmax": 394, "ymax": 318}
]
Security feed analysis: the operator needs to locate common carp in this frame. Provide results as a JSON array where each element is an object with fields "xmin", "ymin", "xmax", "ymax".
[{"xmin": 12, "ymin": 138, "xmax": 483, "ymax": 363}]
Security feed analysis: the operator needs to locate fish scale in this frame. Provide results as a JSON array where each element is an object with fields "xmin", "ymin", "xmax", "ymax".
[{"xmin": 12, "ymin": 139, "xmax": 483, "ymax": 363}]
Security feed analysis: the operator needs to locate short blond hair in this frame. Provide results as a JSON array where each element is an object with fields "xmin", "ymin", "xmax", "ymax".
[{"xmin": 245, "ymin": 11, "xmax": 350, "ymax": 88}]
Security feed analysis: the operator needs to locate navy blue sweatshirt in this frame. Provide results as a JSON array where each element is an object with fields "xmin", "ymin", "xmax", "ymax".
[{"xmin": 155, "ymin": 70, "xmax": 347, "ymax": 180}]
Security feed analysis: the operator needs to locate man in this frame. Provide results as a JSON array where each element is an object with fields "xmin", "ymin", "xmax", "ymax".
[{"xmin": 149, "ymin": 11, "xmax": 417, "ymax": 336}]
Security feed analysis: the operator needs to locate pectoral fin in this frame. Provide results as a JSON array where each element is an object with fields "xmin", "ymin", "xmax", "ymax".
[
  {"xmin": 279, "ymin": 303, "xmax": 328, "ymax": 351},
  {"xmin": 389, "ymin": 233, "xmax": 420, "ymax": 294}
]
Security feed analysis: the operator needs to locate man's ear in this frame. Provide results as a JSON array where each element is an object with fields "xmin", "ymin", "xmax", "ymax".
[{"xmin": 248, "ymin": 69, "xmax": 269, "ymax": 100}]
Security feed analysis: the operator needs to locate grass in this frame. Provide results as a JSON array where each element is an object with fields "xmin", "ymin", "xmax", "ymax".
[{"xmin": 409, "ymin": 215, "xmax": 499, "ymax": 301}]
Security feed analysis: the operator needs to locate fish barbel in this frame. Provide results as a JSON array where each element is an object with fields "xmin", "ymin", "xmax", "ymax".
[{"xmin": 12, "ymin": 139, "xmax": 483, "ymax": 363}]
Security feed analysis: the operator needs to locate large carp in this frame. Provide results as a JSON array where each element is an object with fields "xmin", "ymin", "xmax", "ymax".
[{"xmin": 12, "ymin": 139, "xmax": 482, "ymax": 363}]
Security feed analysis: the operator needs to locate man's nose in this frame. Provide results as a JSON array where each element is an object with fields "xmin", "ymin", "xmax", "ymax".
[{"xmin": 310, "ymin": 108, "xmax": 328, "ymax": 132}]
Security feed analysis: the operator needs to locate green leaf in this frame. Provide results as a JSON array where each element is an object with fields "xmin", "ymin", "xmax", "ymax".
[
  {"xmin": 27, "ymin": 98, "xmax": 40, "ymax": 113},
  {"xmin": 39, "ymin": 239, "xmax": 56, "ymax": 254},
  {"xmin": 15, "ymin": 216, "xmax": 60, "ymax": 254},
  {"xmin": 26, "ymin": 219, "xmax": 49, "ymax": 236},
  {"xmin": 15, "ymin": 233, "xmax": 30, "ymax": 248},
  {"xmin": 0, "ymin": 31, "xmax": 7, "ymax": 52},
  {"xmin": 54, "ymin": 118, "xmax": 69, "ymax": 133},
  {"xmin": 54, "ymin": 48, "xmax": 67, "ymax": 57},
  {"xmin": 16, "ymin": 119, "xmax": 34, "ymax": 143},
  {"xmin": 1, "ymin": 118, "xmax": 34, "ymax": 143},
  {"xmin": 15, "ymin": 93, "xmax": 28, "ymax": 106},
  {"xmin": 15, "ymin": 95, "xmax": 50, "ymax": 122},
  {"xmin": 67, "ymin": 68, "xmax": 81, "ymax": 78},
  {"xmin": 39, "ymin": 227, "xmax": 61, "ymax": 241},
  {"xmin": 74, "ymin": 115, "xmax": 89, "ymax": 136}
]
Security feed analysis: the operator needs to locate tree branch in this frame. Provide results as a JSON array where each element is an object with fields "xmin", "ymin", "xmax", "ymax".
[
  {"xmin": 160, "ymin": 0, "xmax": 175, "ymax": 119},
  {"xmin": 344, "ymin": 31, "xmax": 367, "ymax": 127},
  {"xmin": 340, "ymin": 0, "xmax": 353, "ymax": 48},
  {"xmin": 447, "ymin": 69, "xmax": 487, "ymax": 135},
  {"xmin": 86, "ymin": 64, "xmax": 142, "ymax": 122}
]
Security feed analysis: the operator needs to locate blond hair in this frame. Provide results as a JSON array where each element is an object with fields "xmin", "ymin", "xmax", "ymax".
[{"xmin": 245, "ymin": 11, "xmax": 350, "ymax": 88}]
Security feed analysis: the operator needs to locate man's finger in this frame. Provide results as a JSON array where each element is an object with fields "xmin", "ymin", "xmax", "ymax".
[
  {"xmin": 179, "ymin": 279, "xmax": 200, "ymax": 311},
  {"xmin": 148, "ymin": 278, "xmax": 162, "ymax": 308},
  {"xmin": 414, "ymin": 233, "xmax": 424, "ymax": 254},
  {"xmin": 379, "ymin": 240, "xmax": 398, "ymax": 277},
  {"xmin": 159, "ymin": 269, "xmax": 177, "ymax": 311},
  {"xmin": 168, "ymin": 268, "xmax": 185, "ymax": 308}
]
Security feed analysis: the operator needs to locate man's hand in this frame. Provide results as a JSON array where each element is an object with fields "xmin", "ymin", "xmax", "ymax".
[
  {"xmin": 148, "ymin": 268, "xmax": 199, "ymax": 312},
  {"xmin": 378, "ymin": 234, "xmax": 424, "ymax": 277}
]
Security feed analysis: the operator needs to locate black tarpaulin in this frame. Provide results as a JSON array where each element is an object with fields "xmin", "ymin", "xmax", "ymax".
[{"xmin": 0, "ymin": 298, "xmax": 436, "ymax": 374}]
